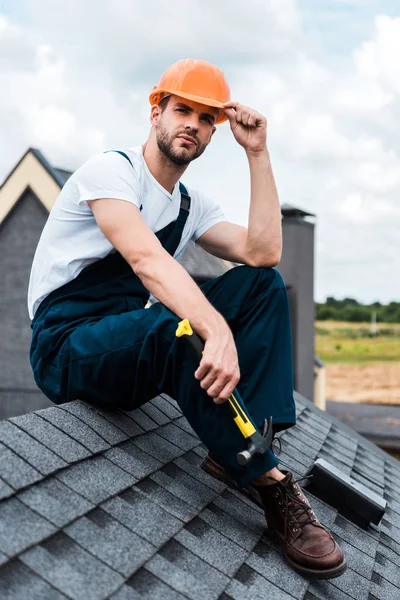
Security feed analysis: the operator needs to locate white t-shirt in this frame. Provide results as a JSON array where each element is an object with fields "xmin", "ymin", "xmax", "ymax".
[{"xmin": 27, "ymin": 145, "xmax": 226, "ymax": 320}]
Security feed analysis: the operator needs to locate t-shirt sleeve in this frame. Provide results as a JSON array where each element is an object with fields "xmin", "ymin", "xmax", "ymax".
[
  {"xmin": 75, "ymin": 151, "xmax": 141, "ymax": 208},
  {"xmin": 191, "ymin": 191, "xmax": 227, "ymax": 241}
]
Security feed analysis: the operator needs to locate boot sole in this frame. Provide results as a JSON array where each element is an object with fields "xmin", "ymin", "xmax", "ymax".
[
  {"xmin": 201, "ymin": 456, "xmax": 348, "ymax": 580},
  {"xmin": 285, "ymin": 554, "xmax": 348, "ymax": 579}
]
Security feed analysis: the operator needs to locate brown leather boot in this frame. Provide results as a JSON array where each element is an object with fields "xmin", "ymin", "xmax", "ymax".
[
  {"xmin": 253, "ymin": 471, "xmax": 347, "ymax": 579},
  {"xmin": 201, "ymin": 453, "xmax": 347, "ymax": 579}
]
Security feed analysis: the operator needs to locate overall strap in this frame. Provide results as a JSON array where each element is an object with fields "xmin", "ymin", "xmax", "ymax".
[
  {"xmin": 104, "ymin": 149, "xmax": 191, "ymax": 214},
  {"xmin": 104, "ymin": 149, "xmax": 134, "ymax": 168}
]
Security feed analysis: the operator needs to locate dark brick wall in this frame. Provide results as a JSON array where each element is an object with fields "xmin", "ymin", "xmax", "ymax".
[{"xmin": 0, "ymin": 190, "xmax": 52, "ymax": 416}]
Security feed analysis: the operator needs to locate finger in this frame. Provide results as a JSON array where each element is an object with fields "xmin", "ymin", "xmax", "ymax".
[
  {"xmin": 213, "ymin": 396, "xmax": 227, "ymax": 405},
  {"xmin": 242, "ymin": 111, "xmax": 251, "ymax": 126},
  {"xmin": 223, "ymin": 101, "xmax": 239, "ymax": 109},
  {"xmin": 223, "ymin": 107, "xmax": 236, "ymax": 122},
  {"xmin": 194, "ymin": 360, "xmax": 212, "ymax": 380},
  {"xmin": 199, "ymin": 371, "xmax": 218, "ymax": 391},
  {"xmin": 207, "ymin": 373, "xmax": 230, "ymax": 398}
]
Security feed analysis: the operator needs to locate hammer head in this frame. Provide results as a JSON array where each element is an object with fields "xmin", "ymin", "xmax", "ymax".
[{"xmin": 237, "ymin": 416, "xmax": 274, "ymax": 465}]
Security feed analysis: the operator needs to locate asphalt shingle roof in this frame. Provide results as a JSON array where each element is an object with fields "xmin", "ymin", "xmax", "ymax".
[{"xmin": 0, "ymin": 391, "xmax": 399, "ymax": 600}]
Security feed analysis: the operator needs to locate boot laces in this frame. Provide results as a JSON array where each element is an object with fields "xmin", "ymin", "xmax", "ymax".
[{"xmin": 280, "ymin": 473, "xmax": 316, "ymax": 539}]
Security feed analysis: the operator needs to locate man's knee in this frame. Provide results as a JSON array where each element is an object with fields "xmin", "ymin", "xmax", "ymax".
[{"xmin": 234, "ymin": 265, "xmax": 287, "ymax": 292}]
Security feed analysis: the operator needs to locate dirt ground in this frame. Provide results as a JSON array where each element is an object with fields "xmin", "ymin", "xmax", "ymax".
[{"xmin": 326, "ymin": 362, "xmax": 400, "ymax": 404}]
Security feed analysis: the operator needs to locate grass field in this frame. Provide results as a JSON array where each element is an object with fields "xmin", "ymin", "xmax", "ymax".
[
  {"xmin": 315, "ymin": 321, "xmax": 400, "ymax": 404},
  {"xmin": 315, "ymin": 320, "xmax": 400, "ymax": 363}
]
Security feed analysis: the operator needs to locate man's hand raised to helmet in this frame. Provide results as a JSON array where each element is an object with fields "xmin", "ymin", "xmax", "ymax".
[{"xmin": 223, "ymin": 101, "xmax": 267, "ymax": 155}]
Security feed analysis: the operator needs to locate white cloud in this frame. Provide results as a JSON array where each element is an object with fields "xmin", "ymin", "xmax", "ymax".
[{"xmin": 0, "ymin": 1, "xmax": 399, "ymax": 304}]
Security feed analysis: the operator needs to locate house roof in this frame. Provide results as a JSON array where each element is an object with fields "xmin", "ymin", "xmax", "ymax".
[
  {"xmin": 0, "ymin": 391, "xmax": 399, "ymax": 600},
  {"xmin": 281, "ymin": 204, "xmax": 316, "ymax": 219}
]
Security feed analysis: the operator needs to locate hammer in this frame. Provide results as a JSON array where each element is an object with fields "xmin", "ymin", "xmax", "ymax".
[{"xmin": 175, "ymin": 318, "xmax": 274, "ymax": 465}]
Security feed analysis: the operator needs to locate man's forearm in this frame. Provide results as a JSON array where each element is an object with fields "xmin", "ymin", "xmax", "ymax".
[
  {"xmin": 135, "ymin": 252, "xmax": 225, "ymax": 340},
  {"xmin": 246, "ymin": 148, "xmax": 282, "ymax": 264}
]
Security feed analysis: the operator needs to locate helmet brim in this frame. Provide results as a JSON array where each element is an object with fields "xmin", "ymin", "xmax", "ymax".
[{"xmin": 149, "ymin": 89, "xmax": 229, "ymax": 124}]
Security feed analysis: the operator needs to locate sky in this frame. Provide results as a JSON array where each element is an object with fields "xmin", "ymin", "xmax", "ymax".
[{"xmin": 0, "ymin": 0, "xmax": 399, "ymax": 305}]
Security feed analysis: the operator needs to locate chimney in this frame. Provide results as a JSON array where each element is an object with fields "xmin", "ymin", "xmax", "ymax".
[{"xmin": 278, "ymin": 204, "xmax": 316, "ymax": 401}]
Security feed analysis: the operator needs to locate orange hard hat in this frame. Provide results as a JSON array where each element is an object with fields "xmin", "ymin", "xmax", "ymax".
[{"xmin": 149, "ymin": 59, "xmax": 231, "ymax": 125}]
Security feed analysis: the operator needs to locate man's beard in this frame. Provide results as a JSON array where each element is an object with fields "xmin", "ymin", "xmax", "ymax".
[{"xmin": 156, "ymin": 123, "xmax": 207, "ymax": 166}]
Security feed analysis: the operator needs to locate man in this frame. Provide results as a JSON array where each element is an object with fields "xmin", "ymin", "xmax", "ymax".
[{"xmin": 28, "ymin": 58, "xmax": 346, "ymax": 578}]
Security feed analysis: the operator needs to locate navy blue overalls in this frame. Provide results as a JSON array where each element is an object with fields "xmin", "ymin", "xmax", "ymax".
[{"xmin": 30, "ymin": 151, "xmax": 296, "ymax": 487}]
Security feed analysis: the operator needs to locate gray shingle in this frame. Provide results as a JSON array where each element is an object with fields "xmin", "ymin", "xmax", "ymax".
[
  {"xmin": 0, "ymin": 443, "xmax": 42, "ymax": 490},
  {"xmin": 377, "ymin": 541, "xmax": 400, "ymax": 567},
  {"xmin": 213, "ymin": 489, "xmax": 266, "ymax": 537},
  {"xmin": 328, "ymin": 431, "xmax": 358, "ymax": 452},
  {"xmin": 133, "ymin": 432, "xmax": 184, "ymax": 463},
  {"xmin": 331, "ymin": 515, "xmax": 378, "ymax": 558},
  {"xmin": 149, "ymin": 395, "xmax": 182, "ymax": 420},
  {"xmin": 321, "ymin": 440, "xmax": 356, "ymax": 463},
  {"xmin": 146, "ymin": 540, "xmax": 229, "ymax": 600},
  {"xmin": 279, "ymin": 434, "xmax": 319, "ymax": 461},
  {"xmin": 326, "ymin": 566, "xmax": 371, "ymax": 599},
  {"xmin": 150, "ymin": 463, "xmax": 217, "ymax": 510},
  {"xmin": 0, "ymin": 552, "xmax": 7, "ymax": 567},
  {"xmin": 318, "ymin": 451, "xmax": 353, "ymax": 476},
  {"xmin": 353, "ymin": 454, "xmax": 385, "ymax": 479},
  {"xmin": 156, "ymin": 423, "xmax": 199, "ymax": 452},
  {"xmin": 60, "ymin": 402, "xmax": 129, "ymax": 444},
  {"xmin": 134, "ymin": 477, "xmax": 198, "ymax": 523},
  {"xmin": 20, "ymin": 532, "xmax": 124, "ymax": 600},
  {"xmin": 140, "ymin": 403, "xmax": 171, "ymax": 426},
  {"xmin": 192, "ymin": 443, "xmax": 208, "ymax": 459},
  {"xmin": 104, "ymin": 441, "xmax": 162, "ymax": 480},
  {"xmin": 198, "ymin": 502, "xmax": 260, "ymax": 552},
  {"xmin": 9, "ymin": 414, "xmax": 90, "ymax": 463},
  {"xmin": 173, "ymin": 451, "xmax": 226, "ymax": 493},
  {"xmin": 173, "ymin": 416, "xmax": 198, "ymax": 438},
  {"xmin": 294, "ymin": 421, "xmax": 328, "ymax": 443},
  {"xmin": 111, "ymin": 568, "xmax": 187, "ymax": 600},
  {"xmin": 37, "ymin": 407, "xmax": 110, "ymax": 453},
  {"xmin": 0, "ymin": 477, "xmax": 13, "ymax": 501},
  {"xmin": 307, "ymin": 580, "xmax": 355, "ymax": 600},
  {"xmin": 380, "ymin": 518, "xmax": 400, "ymax": 546},
  {"xmin": 302, "ymin": 491, "xmax": 338, "ymax": 528},
  {"xmin": 374, "ymin": 550, "xmax": 400, "ymax": 587},
  {"xmin": 65, "ymin": 508, "xmax": 154, "ymax": 578},
  {"xmin": 225, "ymin": 570, "xmax": 295, "ymax": 600},
  {"xmin": 128, "ymin": 408, "xmax": 159, "ymax": 432},
  {"xmin": 246, "ymin": 539, "xmax": 310, "ymax": 598},
  {"xmin": 0, "ymin": 498, "xmax": 56, "ymax": 556},
  {"xmin": 0, "ymin": 421, "xmax": 67, "ymax": 475},
  {"xmin": 350, "ymin": 470, "xmax": 384, "ymax": 496},
  {"xmin": 18, "ymin": 477, "xmax": 94, "ymax": 527},
  {"xmin": 175, "ymin": 516, "xmax": 248, "ymax": 577},
  {"xmin": 56, "ymin": 456, "xmax": 136, "ymax": 504},
  {"xmin": 283, "ymin": 429, "xmax": 323, "ymax": 453},
  {"xmin": 382, "ymin": 506, "xmax": 400, "ymax": 528},
  {"xmin": 89, "ymin": 408, "xmax": 144, "ymax": 438},
  {"xmin": 332, "ymin": 533, "xmax": 374, "ymax": 580},
  {"xmin": 356, "ymin": 446, "xmax": 384, "ymax": 467},
  {"xmin": 0, "ymin": 560, "xmax": 68, "ymax": 600},
  {"xmin": 102, "ymin": 487, "xmax": 182, "ymax": 546},
  {"xmin": 369, "ymin": 573, "xmax": 400, "ymax": 600},
  {"xmin": 274, "ymin": 450, "xmax": 305, "ymax": 476},
  {"xmin": 379, "ymin": 531, "xmax": 400, "ymax": 556}
]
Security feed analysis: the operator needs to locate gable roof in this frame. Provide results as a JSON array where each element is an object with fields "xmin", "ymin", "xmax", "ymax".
[{"xmin": 0, "ymin": 391, "xmax": 399, "ymax": 599}]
